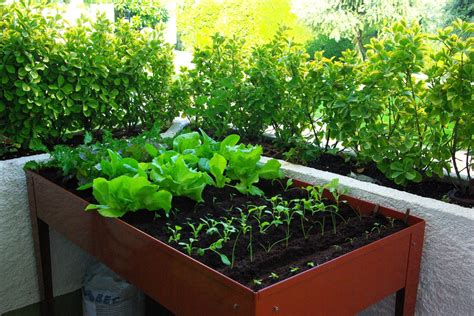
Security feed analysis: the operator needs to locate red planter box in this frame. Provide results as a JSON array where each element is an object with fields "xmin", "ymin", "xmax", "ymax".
[{"xmin": 26, "ymin": 170, "xmax": 425, "ymax": 316}]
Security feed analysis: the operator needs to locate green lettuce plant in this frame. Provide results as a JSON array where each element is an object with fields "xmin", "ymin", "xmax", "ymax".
[{"xmin": 86, "ymin": 175, "xmax": 172, "ymax": 217}]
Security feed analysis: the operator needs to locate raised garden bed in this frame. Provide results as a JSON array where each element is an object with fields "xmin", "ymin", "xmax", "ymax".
[{"xmin": 26, "ymin": 167, "xmax": 425, "ymax": 315}]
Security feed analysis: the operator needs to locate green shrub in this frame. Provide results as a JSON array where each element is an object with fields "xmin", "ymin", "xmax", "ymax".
[
  {"xmin": 426, "ymin": 19, "xmax": 473, "ymax": 193},
  {"xmin": 0, "ymin": 1, "xmax": 176, "ymax": 156},
  {"xmin": 178, "ymin": 20, "xmax": 473, "ymax": 189},
  {"xmin": 305, "ymin": 35, "xmax": 353, "ymax": 60},
  {"xmin": 179, "ymin": 28, "xmax": 311, "ymax": 142},
  {"xmin": 113, "ymin": 0, "xmax": 168, "ymax": 29},
  {"xmin": 246, "ymin": 28, "xmax": 310, "ymax": 143},
  {"xmin": 179, "ymin": 34, "xmax": 251, "ymax": 137}
]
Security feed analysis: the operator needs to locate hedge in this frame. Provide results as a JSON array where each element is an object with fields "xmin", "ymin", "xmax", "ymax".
[
  {"xmin": 0, "ymin": 1, "xmax": 177, "ymax": 155},
  {"xmin": 177, "ymin": 21, "xmax": 473, "ymax": 191}
]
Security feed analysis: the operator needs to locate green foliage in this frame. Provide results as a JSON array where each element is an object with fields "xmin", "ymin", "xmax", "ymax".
[
  {"xmin": 305, "ymin": 35, "xmax": 353, "ymax": 60},
  {"xmin": 114, "ymin": 0, "xmax": 168, "ymax": 29},
  {"xmin": 177, "ymin": 0, "xmax": 312, "ymax": 51},
  {"xmin": 150, "ymin": 153, "xmax": 213, "ymax": 202},
  {"xmin": 179, "ymin": 34, "xmax": 250, "ymax": 136},
  {"xmin": 179, "ymin": 28, "xmax": 312, "ymax": 143},
  {"xmin": 426, "ymin": 19, "xmax": 473, "ymax": 193},
  {"xmin": 0, "ymin": 1, "xmax": 176, "ymax": 156},
  {"xmin": 293, "ymin": 0, "xmax": 419, "ymax": 58},
  {"xmin": 46, "ymin": 130, "xmax": 284, "ymax": 216},
  {"xmin": 442, "ymin": 0, "xmax": 474, "ymax": 26},
  {"xmin": 86, "ymin": 176, "xmax": 172, "ymax": 217},
  {"xmin": 43, "ymin": 125, "xmax": 164, "ymax": 186},
  {"xmin": 178, "ymin": 19, "xmax": 473, "ymax": 189}
]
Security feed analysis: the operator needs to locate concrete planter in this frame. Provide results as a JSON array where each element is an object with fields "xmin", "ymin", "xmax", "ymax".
[
  {"xmin": 0, "ymin": 118, "xmax": 189, "ymax": 314},
  {"xmin": 260, "ymin": 157, "xmax": 474, "ymax": 315}
]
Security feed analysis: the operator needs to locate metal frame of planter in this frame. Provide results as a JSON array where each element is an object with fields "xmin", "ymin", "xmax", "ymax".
[{"xmin": 26, "ymin": 170, "xmax": 425, "ymax": 316}]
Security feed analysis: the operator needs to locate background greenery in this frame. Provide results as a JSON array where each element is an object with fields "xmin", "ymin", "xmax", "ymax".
[
  {"xmin": 176, "ymin": 20, "xmax": 473, "ymax": 191},
  {"xmin": 0, "ymin": 0, "xmax": 177, "ymax": 154}
]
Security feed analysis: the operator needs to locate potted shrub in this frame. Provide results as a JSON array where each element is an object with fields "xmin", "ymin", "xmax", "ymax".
[{"xmin": 26, "ymin": 131, "xmax": 425, "ymax": 315}]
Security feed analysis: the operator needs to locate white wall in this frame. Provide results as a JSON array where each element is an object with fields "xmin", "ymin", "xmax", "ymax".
[{"xmin": 260, "ymin": 157, "xmax": 474, "ymax": 316}]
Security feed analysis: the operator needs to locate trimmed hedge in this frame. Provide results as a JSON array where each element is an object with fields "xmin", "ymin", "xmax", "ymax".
[
  {"xmin": 177, "ymin": 21, "xmax": 473, "ymax": 191},
  {"xmin": 0, "ymin": 1, "xmax": 177, "ymax": 155}
]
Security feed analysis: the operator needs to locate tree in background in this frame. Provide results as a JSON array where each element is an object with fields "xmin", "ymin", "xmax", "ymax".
[
  {"xmin": 442, "ymin": 0, "xmax": 474, "ymax": 25},
  {"xmin": 177, "ymin": 0, "xmax": 312, "ymax": 51},
  {"xmin": 291, "ymin": 0, "xmax": 422, "ymax": 59}
]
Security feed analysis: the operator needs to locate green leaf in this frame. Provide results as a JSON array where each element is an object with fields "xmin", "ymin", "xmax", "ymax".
[
  {"xmin": 6, "ymin": 65, "xmax": 15, "ymax": 74},
  {"xmin": 219, "ymin": 253, "xmax": 231, "ymax": 266},
  {"xmin": 219, "ymin": 134, "xmax": 240, "ymax": 153},
  {"xmin": 58, "ymin": 75, "xmax": 65, "ymax": 87},
  {"xmin": 173, "ymin": 132, "xmax": 201, "ymax": 153},
  {"xmin": 144, "ymin": 143, "xmax": 158, "ymax": 157},
  {"xmin": 209, "ymin": 153, "xmax": 229, "ymax": 188},
  {"xmin": 258, "ymin": 159, "xmax": 283, "ymax": 179}
]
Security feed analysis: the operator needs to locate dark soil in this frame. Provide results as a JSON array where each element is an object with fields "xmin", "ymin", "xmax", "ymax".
[{"xmin": 38, "ymin": 168, "xmax": 408, "ymax": 291}]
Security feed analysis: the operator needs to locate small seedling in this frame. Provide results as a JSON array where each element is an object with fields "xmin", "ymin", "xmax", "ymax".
[
  {"xmin": 289, "ymin": 266, "xmax": 300, "ymax": 274},
  {"xmin": 345, "ymin": 237, "xmax": 355, "ymax": 245},
  {"xmin": 386, "ymin": 217, "xmax": 396, "ymax": 228},
  {"xmin": 269, "ymin": 272, "xmax": 280, "ymax": 279},
  {"xmin": 371, "ymin": 222, "xmax": 383, "ymax": 234},
  {"xmin": 332, "ymin": 244, "xmax": 342, "ymax": 251},
  {"xmin": 253, "ymin": 278, "xmax": 263, "ymax": 286},
  {"xmin": 167, "ymin": 225, "xmax": 182, "ymax": 244},
  {"xmin": 306, "ymin": 261, "xmax": 315, "ymax": 268},
  {"xmin": 179, "ymin": 238, "xmax": 197, "ymax": 256},
  {"xmin": 187, "ymin": 222, "xmax": 204, "ymax": 239}
]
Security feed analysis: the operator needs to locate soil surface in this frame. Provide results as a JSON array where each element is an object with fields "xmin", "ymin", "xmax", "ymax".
[{"xmin": 38, "ymin": 168, "xmax": 408, "ymax": 291}]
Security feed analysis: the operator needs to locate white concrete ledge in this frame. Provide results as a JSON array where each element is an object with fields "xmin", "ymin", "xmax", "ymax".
[
  {"xmin": 0, "ymin": 119, "xmax": 189, "ymax": 314},
  {"xmin": 261, "ymin": 156, "xmax": 474, "ymax": 316}
]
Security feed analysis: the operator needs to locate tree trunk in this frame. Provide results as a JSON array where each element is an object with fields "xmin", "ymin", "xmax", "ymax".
[{"xmin": 355, "ymin": 28, "xmax": 366, "ymax": 60}]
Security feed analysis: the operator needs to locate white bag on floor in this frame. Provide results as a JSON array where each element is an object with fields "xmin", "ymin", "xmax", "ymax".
[{"xmin": 82, "ymin": 263, "xmax": 145, "ymax": 316}]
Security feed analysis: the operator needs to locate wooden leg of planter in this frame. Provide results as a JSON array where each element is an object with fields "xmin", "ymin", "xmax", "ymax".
[
  {"xmin": 395, "ymin": 227, "xmax": 425, "ymax": 316},
  {"xmin": 27, "ymin": 174, "xmax": 55, "ymax": 316}
]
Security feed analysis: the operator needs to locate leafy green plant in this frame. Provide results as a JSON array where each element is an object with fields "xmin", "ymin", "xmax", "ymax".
[
  {"xmin": 167, "ymin": 225, "xmax": 182, "ymax": 244},
  {"xmin": 113, "ymin": 0, "xmax": 168, "ymax": 29},
  {"xmin": 426, "ymin": 19, "xmax": 473, "ymax": 195},
  {"xmin": 179, "ymin": 238, "xmax": 198, "ymax": 256},
  {"xmin": 197, "ymin": 238, "xmax": 231, "ymax": 266},
  {"xmin": 221, "ymin": 143, "xmax": 283, "ymax": 195},
  {"xmin": 252, "ymin": 278, "xmax": 263, "ymax": 286},
  {"xmin": 289, "ymin": 266, "xmax": 300, "ymax": 274},
  {"xmin": 187, "ymin": 222, "xmax": 204, "ymax": 239},
  {"xmin": 1, "ymin": 1, "xmax": 176, "ymax": 157},
  {"xmin": 85, "ymin": 176, "xmax": 172, "ymax": 217},
  {"xmin": 150, "ymin": 153, "xmax": 213, "ymax": 202}
]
